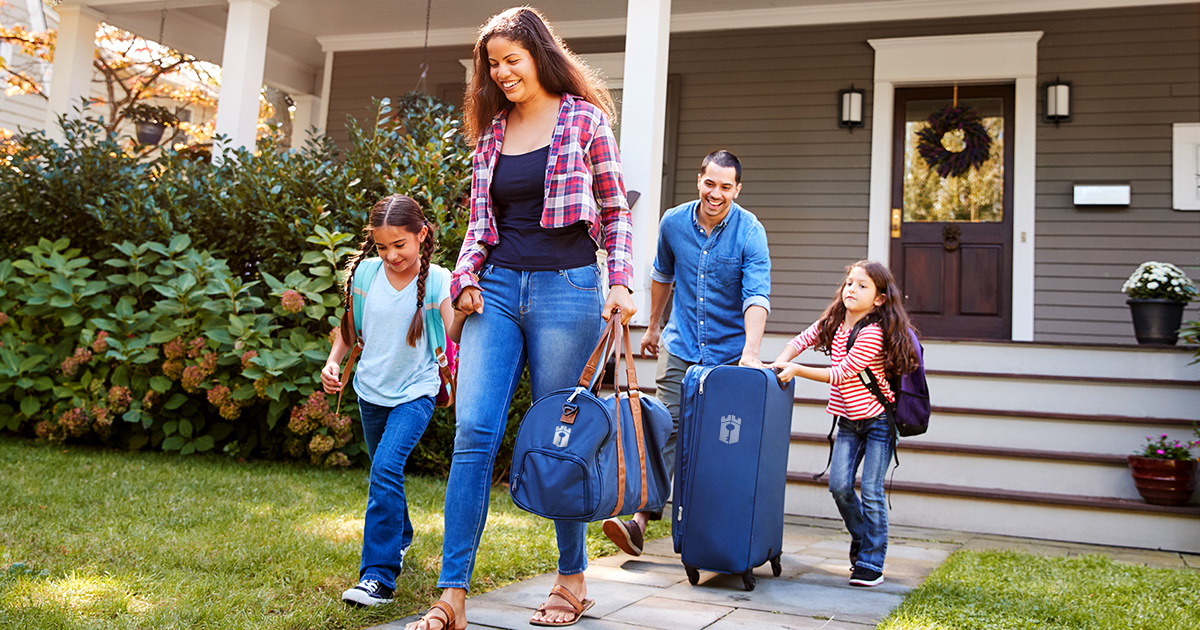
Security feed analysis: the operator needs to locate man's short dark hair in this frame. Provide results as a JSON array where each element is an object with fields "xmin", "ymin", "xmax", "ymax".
[{"xmin": 699, "ymin": 150, "xmax": 742, "ymax": 184}]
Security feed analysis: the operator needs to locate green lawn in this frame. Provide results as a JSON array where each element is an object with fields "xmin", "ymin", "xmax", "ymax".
[
  {"xmin": 0, "ymin": 436, "xmax": 657, "ymax": 629},
  {"xmin": 880, "ymin": 549, "xmax": 1200, "ymax": 630}
]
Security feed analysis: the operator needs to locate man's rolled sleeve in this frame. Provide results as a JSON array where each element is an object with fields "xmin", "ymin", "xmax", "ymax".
[
  {"xmin": 651, "ymin": 221, "xmax": 677, "ymax": 285},
  {"xmin": 743, "ymin": 295, "xmax": 770, "ymax": 314},
  {"xmin": 740, "ymin": 223, "xmax": 772, "ymax": 314},
  {"xmin": 650, "ymin": 267, "xmax": 675, "ymax": 285}
]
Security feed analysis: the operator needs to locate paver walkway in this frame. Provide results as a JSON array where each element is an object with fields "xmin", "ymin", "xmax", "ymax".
[{"xmin": 370, "ymin": 514, "xmax": 1196, "ymax": 630}]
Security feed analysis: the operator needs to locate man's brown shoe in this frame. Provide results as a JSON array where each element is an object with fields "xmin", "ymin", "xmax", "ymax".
[{"xmin": 602, "ymin": 517, "xmax": 644, "ymax": 556}]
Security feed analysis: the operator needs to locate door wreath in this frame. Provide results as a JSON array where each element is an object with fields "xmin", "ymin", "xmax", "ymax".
[{"xmin": 915, "ymin": 105, "xmax": 992, "ymax": 178}]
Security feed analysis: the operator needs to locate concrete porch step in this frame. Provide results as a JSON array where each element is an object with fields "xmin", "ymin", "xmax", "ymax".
[
  {"xmin": 782, "ymin": 366, "xmax": 1199, "ymax": 419},
  {"xmin": 788, "ymin": 433, "xmax": 1145, "ymax": 501},
  {"xmin": 787, "ymin": 399, "xmax": 1197, "ymax": 455},
  {"xmin": 786, "ymin": 473, "xmax": 1200, "ymax": 554}
]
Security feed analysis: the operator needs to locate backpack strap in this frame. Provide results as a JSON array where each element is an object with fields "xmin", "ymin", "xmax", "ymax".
[
  {"xmin": 422, "ymin": 265, "xmax": 456, "ymax": 406},
  {"xmin": 335, "ymin": 258, "xmax": 383, "ymax": 411},
  {"xmin": 350, "ymin": 258, "xmax": 384, "ymax": 343},
  {"xmin": 814, "ymin": 319, "xmax": 869, "ymax": 480},
  {"xmin": 848, "ymin": 320, "xmax": 902, "ymax": 469}
]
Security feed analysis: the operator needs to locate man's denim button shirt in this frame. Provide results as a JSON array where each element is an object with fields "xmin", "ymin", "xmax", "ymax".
[{"xmin": 653, "ymin": 200, "xmax": 771, "ymax": 365}]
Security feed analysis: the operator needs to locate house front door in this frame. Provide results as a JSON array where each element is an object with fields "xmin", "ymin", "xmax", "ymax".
[{"xmin": 890, "ymin": 84, "xmax": 1014, "ymax": 340}]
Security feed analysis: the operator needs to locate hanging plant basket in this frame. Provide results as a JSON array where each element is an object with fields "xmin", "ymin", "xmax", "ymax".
[
  {"xmin": 916, "ymin": 105, "xmax": 992, "ymax": 178},
  {"xmin": 135, "ymin": 121, "xmax": 167, "ymax": 145}
]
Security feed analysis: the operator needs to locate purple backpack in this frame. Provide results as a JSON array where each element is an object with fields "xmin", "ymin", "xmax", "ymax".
[{"xmin": 846, "ymin": 322, "xmax": 931, "ymax": 438}]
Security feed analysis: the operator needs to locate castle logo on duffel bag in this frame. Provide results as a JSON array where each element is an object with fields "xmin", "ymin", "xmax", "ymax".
[
  {"xmin": 553, "ymin": 425, "xmax": 572, "ymax": 448},
  {"xmin": 719, "ymin": 415, "xmax": 742, "ymax": 445}
]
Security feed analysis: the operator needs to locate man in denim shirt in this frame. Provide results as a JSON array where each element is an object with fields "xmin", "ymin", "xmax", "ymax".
[{"xmin": 603, "ymin": 150, "xmax": 771, "ymax": 557}]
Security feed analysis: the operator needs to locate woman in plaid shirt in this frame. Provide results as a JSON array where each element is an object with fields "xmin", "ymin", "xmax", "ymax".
[{"xmin": 407, "ymin": 7, "xmax": 636, "ymax": 630}]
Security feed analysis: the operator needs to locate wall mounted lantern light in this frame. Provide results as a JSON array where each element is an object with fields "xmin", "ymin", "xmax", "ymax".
[
  {"xmin": 1043, "ymin": 77, "xmax": 1072, "ymax": 125},
  {"xmin": 839, "ymin": 84, "xmax": 864, "ymax": 131}
]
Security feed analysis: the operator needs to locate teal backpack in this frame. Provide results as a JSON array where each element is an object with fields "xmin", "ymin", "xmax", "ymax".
[{"xmin": 338, "ymin": 259, "xmax": 456, "ymax": 408}]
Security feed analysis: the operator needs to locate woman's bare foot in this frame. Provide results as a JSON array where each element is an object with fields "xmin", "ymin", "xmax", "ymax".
[{"xmin": 404, "ymin": 588, "xmax": 466, "ymax": 630}]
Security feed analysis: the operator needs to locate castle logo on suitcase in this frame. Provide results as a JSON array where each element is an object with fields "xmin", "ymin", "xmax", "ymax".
[{"xmin": 719, "ymin": 415, "xmax": 741, "ymax": 445}]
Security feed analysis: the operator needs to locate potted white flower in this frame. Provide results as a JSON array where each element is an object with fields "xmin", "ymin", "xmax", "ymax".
[{"xmin": 1121, "ymin": 261, "xmax": 1197, "ymax": 344}]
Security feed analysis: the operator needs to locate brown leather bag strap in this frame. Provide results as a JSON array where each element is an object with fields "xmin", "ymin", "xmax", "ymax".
[
  {"xmin": 607, "ymin": 316, "xmax": 627, "ymax": 518},
  {"xmin": 578, "ymin": 317, "xmax": 619, "ymax": 389},
  {"xmin": 336, "ymin": 341, "xmax": 362, "ymax": 411},
  {"xmin": 620, "ymin": 322, "xmax": 649, "ymax": 510}
]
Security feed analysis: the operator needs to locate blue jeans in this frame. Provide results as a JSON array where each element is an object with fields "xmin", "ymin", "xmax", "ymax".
[
  {"xmin": 357, "ymin": 395, "xmax": 435, "ymax": 590},
  {"xmin": 438, "ymin": 264, "xmax": 604, "ymax": 590},
  {"xmin": 828, "ymin": 413, "xmax": 893, "ymax": 574}
]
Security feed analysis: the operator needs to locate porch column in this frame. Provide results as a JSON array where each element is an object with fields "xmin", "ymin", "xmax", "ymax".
[
  {"xmin": 290, "ymin": 94, "xmax": 321, "ymax": 149},
  {"xmin": 316, "ymin": 51, "xmax": 333, "ymax": 134},
  {"xmin": 213, "ymin": 0, "xmax": 277, "ymax": 159},
  {"xmin": 45, "ymin": 5, "xmax": 102, "ymax": 138},
  {"xmin": 619, "ymin": 0, "xmax": 671, "ymax": 326}
]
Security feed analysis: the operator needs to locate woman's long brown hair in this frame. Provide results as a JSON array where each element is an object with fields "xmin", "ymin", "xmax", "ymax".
[
  {"xmin": 463, "ymin": 6, "xmax": 615, "ymax": 144},
  {"xmin": 340, "ymin": 194, "xmax": 437, "ymax": 348},
  {"xmin": 812, "ymin": 260, "xmax": 921, "ymax": 377}
]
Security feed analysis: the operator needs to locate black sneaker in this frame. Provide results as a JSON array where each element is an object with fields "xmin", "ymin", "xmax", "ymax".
[
  {"xmin": 849, "ymin": 540, "xmax": 861, "ymax": 571},
  {"xmin": 341, "ymin": 579, "xmax": 394, "ymax": 607},
  {"xmin": 849, "ymin": 566, "xmax": 884, "ymax": 587},
  {"xmin": 602, "ymin": 517, "xmax": 644, "ymax": 556}
]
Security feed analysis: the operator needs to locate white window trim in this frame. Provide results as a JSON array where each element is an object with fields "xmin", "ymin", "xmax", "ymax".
[{"xmin": 867, "ymin": 31, "xmax": 1042, "ymax": 342}]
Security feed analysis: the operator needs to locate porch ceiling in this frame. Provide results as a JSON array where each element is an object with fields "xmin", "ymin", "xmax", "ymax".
[{"xmin": 56, "ymin": 0, "xmax": 1195, "ymax": 94}]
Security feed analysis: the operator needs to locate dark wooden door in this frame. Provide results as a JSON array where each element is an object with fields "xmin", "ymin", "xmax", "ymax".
[{"xmin": 890, "ymin": 85, "xmax": 1014, "ymax": 340}]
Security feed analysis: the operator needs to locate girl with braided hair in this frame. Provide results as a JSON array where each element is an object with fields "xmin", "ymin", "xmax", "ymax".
[{"xmin": 320, "ymin": 193, "xmax": 454, "ymax": 607}]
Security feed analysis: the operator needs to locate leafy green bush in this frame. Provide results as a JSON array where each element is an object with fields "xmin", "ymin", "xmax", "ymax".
[
  {"xmin": 0, "ymin": 94, "xmax": 470, "ymax": 278},
  {"xmin": 0, "ymin": 93, "xmax": 534, "ymax": 475},
  {"xmin": 0, "ymin": 234, "xmax": 361, "ymax": 464}
]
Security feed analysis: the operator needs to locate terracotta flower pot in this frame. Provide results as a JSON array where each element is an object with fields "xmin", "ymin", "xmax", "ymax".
[
  {"xmin": 1127, "ymin": 455, "xmax": 1198, "ymax": 506},
  {"xmin": 1126, "ymin": 299, "xmax": 1186, "ymax": 345}
]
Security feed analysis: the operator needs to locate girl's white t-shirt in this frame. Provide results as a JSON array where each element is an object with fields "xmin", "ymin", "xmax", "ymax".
[{"xmin": 353, "ymin": 266, "xmax": 450, "ymax": 407}]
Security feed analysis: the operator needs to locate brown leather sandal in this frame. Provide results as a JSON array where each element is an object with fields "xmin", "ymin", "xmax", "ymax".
[
  {"xmin": 410, "ymin": 600, "xmax": 459, "ymax": 630},
  {"xmin": 530, "ymin": 584, "xmax": 595, "ymax": 627}
]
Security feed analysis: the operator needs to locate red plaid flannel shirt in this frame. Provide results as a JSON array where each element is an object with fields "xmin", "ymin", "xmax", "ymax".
[{"xmin": 450, "ymin": 93, "xmax": 634, "ymax": 298}]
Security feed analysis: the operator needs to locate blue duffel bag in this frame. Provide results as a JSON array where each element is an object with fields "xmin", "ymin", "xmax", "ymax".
[{"xmin": 510, "ymin": 318, "xmax": 672, "ymax": 522}]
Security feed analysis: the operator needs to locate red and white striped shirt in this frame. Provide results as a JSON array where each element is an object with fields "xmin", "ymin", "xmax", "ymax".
[{"xmin": 788, "ymin": 321, "xmax": 894, "ymax": 420}]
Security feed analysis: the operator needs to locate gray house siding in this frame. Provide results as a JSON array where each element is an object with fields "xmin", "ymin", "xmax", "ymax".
[
  {"xmin": 666, "ymin": 4, "xmax": 1200, "ymax": 342},
  {"xmin": 325, "ymin": 4, "xmax": 1200, "ymax": 344},
  {"xmin": 1032, "ymin": 5, "xmax": 1200, "ymax": 343}
]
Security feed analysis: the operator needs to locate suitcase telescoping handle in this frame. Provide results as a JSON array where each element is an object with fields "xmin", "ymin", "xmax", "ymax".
[{"xmin": 769, "ymin": 366, "xmax": 788, "ymax": 391}]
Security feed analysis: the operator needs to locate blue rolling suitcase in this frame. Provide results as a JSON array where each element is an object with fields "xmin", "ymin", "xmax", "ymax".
[{"xmin": 671, "ymin": 365, "xmax": 795, "ymax": 591}]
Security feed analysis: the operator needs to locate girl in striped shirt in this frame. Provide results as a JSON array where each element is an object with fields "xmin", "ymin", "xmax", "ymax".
[{"xmin": 769, "ymin": 260, "xmax": 919, "ymax": 588}]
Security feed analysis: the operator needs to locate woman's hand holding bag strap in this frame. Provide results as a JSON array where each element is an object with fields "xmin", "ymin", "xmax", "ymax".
[{"xmin": 509, "ymin": 317, "xmax": 673, "ymax": 522}]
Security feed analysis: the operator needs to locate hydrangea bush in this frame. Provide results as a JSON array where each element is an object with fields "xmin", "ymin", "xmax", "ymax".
[
  {"xmin": 0, "ymin": 93, "xmax": 526, "ymax": 472},
  {"xmin": 1121, "ymin": 262, "xmax": 1197, "ymax": 302}
]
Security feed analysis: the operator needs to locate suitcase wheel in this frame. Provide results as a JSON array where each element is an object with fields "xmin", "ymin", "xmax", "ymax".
[
  {"xmin": 770, "ymin": 555, "xmax": 782, "ymax": 577},
  {"xmin": 741, "ymin": 571, "xmax": 756, "ymax": 591},
  {"xmin": 685, "ymin": 566, "xmax": 700, "ymax": 586}
]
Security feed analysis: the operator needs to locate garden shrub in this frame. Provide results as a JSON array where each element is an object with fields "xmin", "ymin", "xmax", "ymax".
[
  {"xmin": 0, "ymin": 93, "xmax": 529, "ymax": 476},
  {"xmin": 0, "ymin": 94, "xmax": 470, "ymax": 278}
]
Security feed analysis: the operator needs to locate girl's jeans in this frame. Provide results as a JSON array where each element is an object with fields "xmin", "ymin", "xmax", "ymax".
[
  {"xmin": 357, "ymin": 395, "xmax": 435, "ymax": 590},
  {"xmin": 829, "ymin": 412, "xmax": 893, "ymax": 574},
  {"xmin": 438, "ymin": 264, "xmax": 604, "ymax": 590}
]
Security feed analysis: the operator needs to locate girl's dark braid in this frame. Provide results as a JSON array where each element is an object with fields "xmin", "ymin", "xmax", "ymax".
[{"xmin": 406, "ymin": 221, "xmax": 438, "ymax": 348}]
